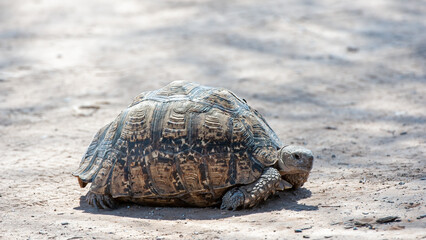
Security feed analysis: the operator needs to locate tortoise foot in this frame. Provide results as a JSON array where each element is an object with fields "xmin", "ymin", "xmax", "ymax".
[
  {"xmin": 220, "ymin": 188, "xmax": 244, "ymax": 210},
  {"xmin": 86, "ymin": 191, "xmax": 117, "ymax": 210}
]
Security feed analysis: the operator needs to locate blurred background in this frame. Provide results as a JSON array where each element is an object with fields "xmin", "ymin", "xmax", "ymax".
[{"xmin": 0, "ymin": 0, "xmax": 425, "ymax": 239}]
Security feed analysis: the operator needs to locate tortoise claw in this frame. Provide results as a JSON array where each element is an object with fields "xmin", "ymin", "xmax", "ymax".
[
  {"xmin": 85, "ymin": 192, "xmax": 116, "ymax": 210},
  {"xmin": 98, "ymin": 197, "xmax": 109, "ymax": 209},
  {"xmin": 92, "ymin": 197, "xmax": 100, "ymax": 209},
  {"xmin": 105, "ymin": 197, "xmax": 115, "ymax": 209}
]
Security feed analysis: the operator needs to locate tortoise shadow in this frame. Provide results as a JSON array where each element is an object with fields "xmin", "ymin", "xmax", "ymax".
[{"xmin": 73, "ymin": 188, "xmax": 317, "ymax": 220}]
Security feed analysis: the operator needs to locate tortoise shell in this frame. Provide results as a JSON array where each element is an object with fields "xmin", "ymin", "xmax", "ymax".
[{"xmin": 73, "ymin": 81, "xmax": 283, "ymax": 206}]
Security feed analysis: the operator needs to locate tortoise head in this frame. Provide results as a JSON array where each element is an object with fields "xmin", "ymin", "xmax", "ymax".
[{"xmin": 276, "ymin": 145, "xmax": 314, "ymax": 189}]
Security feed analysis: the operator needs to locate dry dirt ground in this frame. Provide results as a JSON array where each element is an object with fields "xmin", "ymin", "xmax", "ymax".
[{"xmin": 0, "ymin": 0, "xmax": 425, "ymax": 239}]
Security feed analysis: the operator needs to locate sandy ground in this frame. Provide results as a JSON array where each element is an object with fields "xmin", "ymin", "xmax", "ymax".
[{"xmin": 0, "ymin": 0, "xmax": 425, "ymax": 239}]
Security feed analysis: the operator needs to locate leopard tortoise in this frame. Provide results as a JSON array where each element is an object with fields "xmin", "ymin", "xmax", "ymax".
[{"xmin": 73, "ymin": 81, "xmax": 314, "ymax": 210}]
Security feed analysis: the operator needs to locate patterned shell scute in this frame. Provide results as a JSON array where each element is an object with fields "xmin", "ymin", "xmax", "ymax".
[
  {"xmin": 73, "ymin": 81, "xmax": 283, "ymax": 204},
  {"xmin": 199, "ymin": 88, "xmax": 240, "ymax": 111}
]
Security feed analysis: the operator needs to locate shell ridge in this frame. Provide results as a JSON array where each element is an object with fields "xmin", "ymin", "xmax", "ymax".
[
  {"xmin": 146, "ymin": 103, "xmax": 169, "ymax": 196},
  {"xmin": 73, "ymin": 122, "xmax": 111, "ymax": 179},
  {"xmin": 173, "ymin": 154, "xmax": 189, "ymax": 195},
  {"xmin": 74, "ymin": 150, "xmax": 99, "ymax": 181},
  {"xmin": 252, "ymin": 110, "xmax": 282, "ymax": 147},
  {"xmin": 111, "ymin": 109, "xmax": 130, "ymax": 146},
  {"xmin": 228, "ymin": 153, "xmax": 237, "ymax": 185}
]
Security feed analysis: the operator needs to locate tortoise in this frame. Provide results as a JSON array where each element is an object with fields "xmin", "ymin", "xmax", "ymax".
[{"xmin": 73, "ymin": 81, "xmax": 314, "ymax": 210}]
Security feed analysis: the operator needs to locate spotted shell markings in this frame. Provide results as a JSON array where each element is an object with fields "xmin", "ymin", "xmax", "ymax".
[{"xmin": 73, "ymin": 81, "xmax": 284, "ymax": 207}]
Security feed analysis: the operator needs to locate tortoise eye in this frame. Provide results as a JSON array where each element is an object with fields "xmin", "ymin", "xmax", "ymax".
[{"xmin": 294, "ymin": 154, "xmax": 301, "ymax": 160}]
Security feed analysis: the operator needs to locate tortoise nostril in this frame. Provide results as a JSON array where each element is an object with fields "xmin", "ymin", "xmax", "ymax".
[{"xmin": 294, "ymin": 154, "xmax": 300, "ymax": 160}]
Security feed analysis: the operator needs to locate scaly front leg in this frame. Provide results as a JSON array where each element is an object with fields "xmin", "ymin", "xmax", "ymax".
[{"xmin": 220, "ymin": 167, "xmax": 292, "ymax": 210}]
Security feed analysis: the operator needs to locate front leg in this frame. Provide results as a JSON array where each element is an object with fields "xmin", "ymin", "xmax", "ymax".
[{"xmin": 221, "ymin": 167, "xmax": 292, "ymax": 210}]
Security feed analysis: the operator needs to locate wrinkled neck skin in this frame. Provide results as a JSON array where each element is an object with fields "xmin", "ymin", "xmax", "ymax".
[
  {"xmin": 275, "ymin": 158, "xmax": 310, "ymax": 189},
  {"xmin": 281, "ymin": 172, "xmax": 310, "ymax": 189}
]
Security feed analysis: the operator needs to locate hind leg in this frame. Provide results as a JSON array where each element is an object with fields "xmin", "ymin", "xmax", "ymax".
[{"xmin": 86, "ymin": 191, "xmax": 117, "ymax": 209}]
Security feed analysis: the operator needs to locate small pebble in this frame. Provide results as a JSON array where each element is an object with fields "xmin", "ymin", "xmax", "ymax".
[
  {"xmin": 398, "ymin": 182, "xmax": 405, "ymax": 185},
  {"xmin": 303, "ymin": 235, "xmax": 310, "ymax": 238},
  {"xmin": 61, "ymin": 222, "xmax": 69, "ymax": 225},
  {"xmin": 346, "ymin": 46, "xmax": 359, "ymax": 52},
  {"xmin": 353, "ymin": 227, "xmax": 358, "ymax": 230},
  {"xmin": 294, "ymin": 229, "xmax": 303, "ymax": 233},
  {"xmin": 331, "ymin": 154, "xmax": 336, "ymax": 158}
]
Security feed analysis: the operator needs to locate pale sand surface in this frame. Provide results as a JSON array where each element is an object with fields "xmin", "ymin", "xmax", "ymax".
[{"xmin": 0, "ymin": 1, "xmax": 425, "ymax": 239}]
